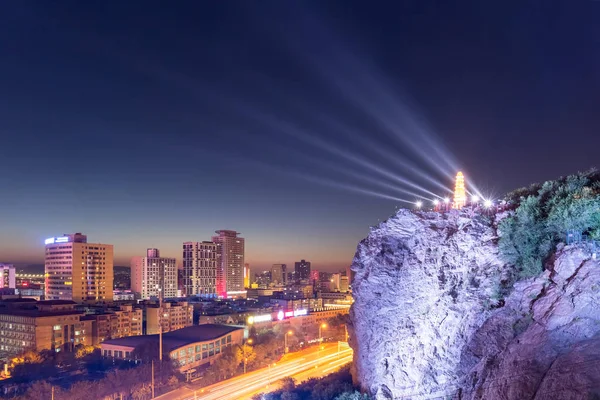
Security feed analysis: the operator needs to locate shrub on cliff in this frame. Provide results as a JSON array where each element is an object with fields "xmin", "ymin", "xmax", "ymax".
[{"xmin": 499, "ymin": 170, "xmax": 600, "ymax": 279}]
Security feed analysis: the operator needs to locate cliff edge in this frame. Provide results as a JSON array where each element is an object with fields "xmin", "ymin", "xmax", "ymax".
[{"xmin": 350, "ymin": 207, "xmax": 600, "ymax": 400}]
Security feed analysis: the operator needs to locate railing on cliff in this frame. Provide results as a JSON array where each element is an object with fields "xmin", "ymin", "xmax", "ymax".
[{"xmin": 566, "ymin": 229, "xmax": 599, "ymax": 260}]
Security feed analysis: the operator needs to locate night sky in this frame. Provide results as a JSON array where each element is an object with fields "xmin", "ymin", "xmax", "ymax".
[{"xmin": 1, "ymin": 1, "xmax": 598, "ymax": 270}]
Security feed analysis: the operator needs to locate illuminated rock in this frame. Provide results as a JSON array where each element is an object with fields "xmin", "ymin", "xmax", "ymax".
[
  {"xmin": 350, "ymin": 209, "xmax": 600, "ymax": 400},
  {"xmin": 452, "ymin": 171, "xmax": 466, "ymax": 209}
]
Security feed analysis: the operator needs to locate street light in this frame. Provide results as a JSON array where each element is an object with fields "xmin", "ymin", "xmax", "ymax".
[
  {"xmin": 267, "ymin": 363, "xmax": 276, "ymax": 387},
  {"xmin": 433, "ymin": 199, "xmax": 439, "ymax": 206},
  {"xmin": 484, "ymin": 199, "xmax": 493, "ymax": 208},
  {"xmin": 284, "ymin": 330, "xmax": 293, "ymax": 354},
  {"xmin": 471, "ymin": 195, "xmax": 479, "ymax": 203},
  {"xmin": 319, "ymin": 323, "xmax": 327, "ymax": 342}
]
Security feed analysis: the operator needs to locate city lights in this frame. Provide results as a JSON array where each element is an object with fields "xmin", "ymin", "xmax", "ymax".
[
  {"xmin": 433, "ymin": 199, "xmax": 439, "ymax": 206},
  {"xmin": 444, "ymin": 197, "xmax": 450, "ymax": 204},
  {"xmin": 471, "ymin": 195, "xmax": 479, "ymax": 203},
  {"xmin": 415, "ymin": 200, "xmax": 423, "ymax": 209},
  {"xmin": 484, "ymin": 199, "xmax": 493, "ymax": 208}
]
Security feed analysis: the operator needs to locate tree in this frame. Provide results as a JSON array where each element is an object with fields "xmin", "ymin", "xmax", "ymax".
[
  {"xmin": 236, "ymin": 343, "xmax": 256, "ymax": 370},
  {"xmin": 210, "ymin": 346, "xmax": 239, "ymax": 380},
  {"xmin": 335, "ymin": 391, "xmax": 370, "ymax": 400},
  {"xmin": 75, "ymin": 344, "xmax": 96, "ymax": 359}
]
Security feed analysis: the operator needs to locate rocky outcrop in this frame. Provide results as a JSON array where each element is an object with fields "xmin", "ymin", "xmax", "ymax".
[{"xmin": 350, "ymin": 208, "xmax": 600, "ymax": 400}]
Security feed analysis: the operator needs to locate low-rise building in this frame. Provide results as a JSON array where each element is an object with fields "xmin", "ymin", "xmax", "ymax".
[
  {"xmin": 0, "ymin": 300, "xmax": 92, "ymax": 357},
  {"xmin": 101, "ymin": 324, "xmax": 244, "ymax": 373},
  {"xmin": 82, "ymin": 304, "xmax": 143, "ymax": 344},
  {"xmin": 144, "ymin": 301, "xmax": 193, "ymax": 334}
]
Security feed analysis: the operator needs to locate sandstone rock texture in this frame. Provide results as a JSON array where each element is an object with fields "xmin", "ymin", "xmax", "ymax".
[{"xmin": 350, "ymin": 208, "xmax": 600, "ymax": 400}]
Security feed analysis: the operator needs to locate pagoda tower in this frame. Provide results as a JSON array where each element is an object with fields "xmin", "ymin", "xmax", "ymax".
[{"xmin": 453, "ymin": 171, "xmax": 467, "ymax": 209}]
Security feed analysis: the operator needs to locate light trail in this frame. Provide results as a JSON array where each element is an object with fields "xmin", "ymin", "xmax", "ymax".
[{"xmin": 169, "ymin": 344, "xmax": 353, "ymax": 400}]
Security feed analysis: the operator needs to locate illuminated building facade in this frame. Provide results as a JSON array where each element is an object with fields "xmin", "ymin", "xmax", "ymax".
[
  {"xmin": 131, "ymin": 248, "xmax": 177, "ymax": 300},
  {"xmin": 0, "ymin": 300, "xmax": 92, "ymax": 358},
  {"xmin": 182, "ymin": 241, "xmax": 217, "ymax": 297},
  {"xmin": 82, "ymin": 304, "xmax": 142, "ymax": 344},
  {"xmin": 212, "ymin": 230, "xmax": 245, "ymax": 297},
  {"xmin": 294, "ymin": 259, "xmax": 311, "ymax": 281},
  {"xmin": 0, "ymin": 264, "xmax": 15, "ymax": 289},
  {"xmin": 453, "ymin": 171, "xmax": 467, "ymax": 209},
  {"xmin": 144, "ymin": 301, "xmax": 193, "ymax": 335},
  {"xmin": 100, "ymin": 324, "xmax": 244, "ymax": 374},
  {"xmin": 44, "ymin": 233, "xmax": 113, "ymax": 303}
]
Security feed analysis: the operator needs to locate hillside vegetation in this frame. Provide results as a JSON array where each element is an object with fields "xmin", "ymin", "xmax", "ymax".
[{"xmin": 498, "ymin": 169, "xmax": 600, "ymax": 279}]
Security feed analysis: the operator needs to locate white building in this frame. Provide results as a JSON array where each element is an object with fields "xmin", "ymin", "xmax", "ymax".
[
  {"xmin": 131, "ymin": 248, "xmax": 177, "ymax": 300},
  {"xmin": 182, "ymin": 241, "xmax": 217, "ymax": 297}
]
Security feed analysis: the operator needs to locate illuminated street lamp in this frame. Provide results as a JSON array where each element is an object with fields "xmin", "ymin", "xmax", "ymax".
[
  {"xmin": 484, "ymin": 199, "xmax": 493, "ymax": 208},
  {"xmin": 433, "ymin": 199, "xmax": 439, "ymax": 206},
  {"xmin": 471, "ymin": 195, "xmax": 479, "ymax": 203},
  {"xmin": 415, "ymin": 200, "xmax": 422, "ymax": 209},
  {"xmin": 444, "ymin": 197, "xmax": 450, "ymax": 204},
  {"xmin": 319, "ymin": 323, "xmax": 327, "ymax": 342},
  {"xmin": 284, "ymin": 330, "xmax": 293, "ymax": 354}
]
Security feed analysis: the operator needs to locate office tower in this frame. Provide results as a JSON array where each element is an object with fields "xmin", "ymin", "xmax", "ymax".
[
  {"xmin": 271, "ymin": 264, "xmax": 287, "ymax": 285},
  {"xmin": 0, "ymin": 264, "xmax": 16, "ymax": 289},
  {"xmin": 182, "ymin": 241, "xmax": 217, "ymax": 297},
  {"xmin": 212, "ymin": 230, "xmax": 245, "ymax": 297},
  {"xmin": 294, "ymin": 259, "xmax": 311, "ymax": 281},
  {"xmin": 44, "ymin": 233, "xmax": 113, "ymax": 302},
  {"xmin": 244, "ymin": 263, "xmax": 250, "ymax": 288},
  {"xmin": 131, "ymin": 248, "xmax": 177, "ymax": 300}
]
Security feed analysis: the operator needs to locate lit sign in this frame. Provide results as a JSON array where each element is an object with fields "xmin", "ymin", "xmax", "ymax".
[
  {"xmin": 277, "ymin": 311, "xmax": 284, "ymax": 321},
  {"xmin": 247, "ymin": 314, "xmax": 272, "ymax": 324},
  {"xmin": 293, "ymin": 309, "xmax": 307, "ymax": 317},
  {"xmin": 45, "ymin": 237, "xmax": 69, "ymax": 245},
  {"xmin": 284, "ymin": 311, "xmax": 294, "ymax": 318}
]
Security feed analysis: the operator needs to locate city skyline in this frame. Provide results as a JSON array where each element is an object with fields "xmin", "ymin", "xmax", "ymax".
[{"xmin": 1, "ymin": 2, "xmax": 598, "ymax": 274}]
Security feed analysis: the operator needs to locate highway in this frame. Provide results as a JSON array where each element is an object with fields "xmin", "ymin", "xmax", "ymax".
[{"xmin": 157, "ymin": 342, "xmax": 353, "ymax": 400}]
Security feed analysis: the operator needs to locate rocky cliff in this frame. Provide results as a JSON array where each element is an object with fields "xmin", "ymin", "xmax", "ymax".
[{"xmin": 350, "ymin": 208, "xmax": 600, "ymax": 400}]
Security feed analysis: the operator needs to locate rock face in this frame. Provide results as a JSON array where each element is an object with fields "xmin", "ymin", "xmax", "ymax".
[{"xmin": 350, "ymin": 208, "xmax": 600, "ymax": 400}]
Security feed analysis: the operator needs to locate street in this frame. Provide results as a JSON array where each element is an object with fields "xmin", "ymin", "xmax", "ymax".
[{"xmin": 156, "ymin": 342, "xmax": 353, "ymax": 400}]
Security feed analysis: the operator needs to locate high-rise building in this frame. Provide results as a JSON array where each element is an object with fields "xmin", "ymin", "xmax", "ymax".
[
  {"xmin": 271, "ymin": 264, "xmax": 287, "ymax": 285},
  {"xmin": 182, "ymin": 241, "xmax": 217, "ymax": 297},
  {"xmin": 244, "ymin": 263, "xmax": 250, "ymax": 288},
  {"xmin": 44, "ymin": 233, "xmax": 113, "ymax": 302},
  {"xmin": 0, "ymin": 264, "xmax": 16, "ymax": 289},
  {"xmin": 294, "ymin": 259, "xmax": 311, "ymax": 281},
  {"xmin": 212, "ymin": 230, "xmax": 245, "ymax": 297},
  {"xmin": 131, "ymin": 248, "xmax": 177, "ymax": 300}
]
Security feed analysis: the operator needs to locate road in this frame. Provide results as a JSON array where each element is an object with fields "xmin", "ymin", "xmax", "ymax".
[{"xmin": 157, "ymin": 342, "xmax": 353, "ymax": 400}]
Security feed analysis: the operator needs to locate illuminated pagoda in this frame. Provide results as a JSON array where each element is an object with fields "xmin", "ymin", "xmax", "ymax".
[{"xmin": 452, "ymin": 171, "xmax": 467, "ymax": 209}]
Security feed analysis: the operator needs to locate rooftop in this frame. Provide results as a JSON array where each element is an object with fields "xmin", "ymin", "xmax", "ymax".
[{"xmin": 102, "ymin": 324, "xmax": 243, "ymax": 352}]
